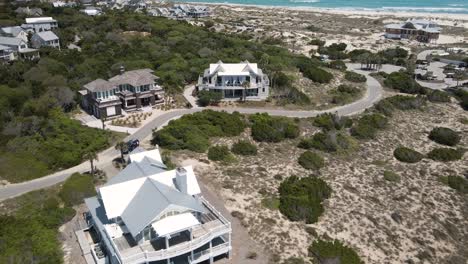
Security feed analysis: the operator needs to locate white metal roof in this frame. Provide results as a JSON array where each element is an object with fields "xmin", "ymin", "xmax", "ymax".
[
  {"xmin": 151, "ymin": 212, "xmax": 200, "ymax": 237},
  {"xmin": 129, "ymin": 148, "xmax": 163, "ymax": 163},
  {"xmin": 209, "ymin": 61, "xmax": 259, "ymax": 75},
  {"xmin": 25, "ymin": 17, "xmax": 56, "ymax": 24}
]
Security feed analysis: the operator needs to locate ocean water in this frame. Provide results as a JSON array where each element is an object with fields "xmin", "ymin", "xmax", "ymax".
[{"xmin": 178, "ymin": 0, "xmax": 468, "ymax": 14}]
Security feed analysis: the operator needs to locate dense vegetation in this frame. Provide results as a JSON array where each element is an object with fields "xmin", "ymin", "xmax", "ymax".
[
  {"xmin": 312, "ymin": 113, "xmax": 352, "ymax": 131},
  {"xmin": 375, "ymin": 95, "xmax": 426, "ymax": 116},
  {"xmin": 330, "ymin": 84, "xmax": 362, "ymax": 105},
  {"xmin": 58, "ymin": 173, "xmax": 96, "ymax": 206},
  {"xmin": 197, "ymin": 90, "xmax": 222, "ymax": 106},
  {"xmin": 393, "ymin": 147, "xmax": 424, "ymax": 163},
  {"xmin": 250, "ymin": 113, "xmax": 299, "ymax": 142},
  {"xmin": 298, "ymin": 151, "xmax": 325, "ymax": 170},
  {"xmin": 151, "ymin": 110, "xmax": 245, "ymax": 152},
  {"xmin": 384, "ymin": 71, "xmax": 425, "ymax": 94},
  {"xmin": 308, "ymin": 239, "xmax": 363, "ymax": 264},
  {"xmin": 299, "ymin": 131, "xmax": 354, "ymax": 153},
  {"xmin": 0, "ymin": 173, "xmax": 95, "ymax": 263},
  {"xmin": 428, "ymin": 127, "xmax": 461, "ymax": 146},
  {"xmin": 278, "ymin": 176, "xmax": 331, "ymax": 224},
  {"xmin": 350, "ymin": 113, "xmax": 388, "ymax": 139},
  {"xmin": 231, "ymin": 140, "xmax": 257, "ymax": 156},
  {"xmin": 440, "ymin": 175, "xmax": 468, "ymax": 194},
  {"xmin": 207, "ymin": 145, "xmax": 232, "ymax": 162},
  {"xmin": 344, "ymin": 71, "xmax": 366, "ymax": 83}
]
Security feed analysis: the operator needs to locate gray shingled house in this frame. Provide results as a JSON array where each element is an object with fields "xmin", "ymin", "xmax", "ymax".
[{"xmin": 80, "ymin": 68, "xmax": 165, "ymax": 119}]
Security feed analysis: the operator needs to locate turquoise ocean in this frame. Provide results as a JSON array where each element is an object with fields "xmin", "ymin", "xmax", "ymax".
[{"xmin": 177, "ymin": 0, "xmax": 468, "ymax": 14}]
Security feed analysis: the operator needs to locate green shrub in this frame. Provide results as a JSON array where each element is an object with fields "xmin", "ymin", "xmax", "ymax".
[
  {"xmin": 207, "ymin": 145, "xmax": 231, "ymax": 161},
  {"xmin": 59, "ymin": 173, "xmax": 96, "ymax": 206},
  {"xmin": 299, "ymin": 131, "xmax": 354, "ymax": 153},
  {"xmin": 312, "ymin": 113, "xmax": 352, "ymax": 131},
  {"xmin": 393, "ymin": 147, "xmax": 424, "ymax": 163},
  {"xmin": 375, "ymin": 95, "xmax": 426, "ymax": 116},
  {"xmin": 296, "ymin": 59, "xmax": 334, "ymax": 84},
  {"xmin": 454, "ymin": 89, "xmax": 468, "ymax": 110},
  {"xmin": 298, "ymin": 151, "xmax": 325, "ymax": 170},
  {"xmin": 440, "ymin": 175, "xmax": 468, "ymax": 193},
  {"xmin": 250, "ymin": 113, "xmax": 299, "ymax": 142},
  {"xmin": 197, "ymin": 90, "xmax": 222, "ymax": 106},
  {"xmin": 152, "ymin": 110, "xmax": 245, "ymax": 152},
  {"xmin": 261, "ymin": 196, "xmax": 280, "ymax": 210},
  {"xmin": 427, "ymin": 90, "xmax": 451, "ymax": 103},
  {"xmin": 427, "ymin": 148, "xmax": 464, "ymax": 162},
  {"xmin": 383, "ymin": 170, "xmax": 401, "ymax": 182},
  {"xmin": 309, "ymin": 39, "xmax": 325, "ymax": 46},
  {"xmin": 328, "ymin": 60, "xmax": 347, "ymax": 71},
  {"xmin": 350, "ymin": 113, "xmax": 388, "ymax": 139},
  {"xmin": 331, "ymin": 85, "xmax": 362, "ymax": 105},
  {"xmin": 309, "ymin": 239, "xmax": 363, "ymax": 264},
  {"xmin": 279, "ymin": 176, "xmax": 331, "ymax": 223},
  {"xmin": 231, "ymin": 140, "xmax": 257, "ymax": 156},
  {"xmin": 428, "ymin": 127, "xmax": 461, "ymax": 146},
  {"xmin": 384, "ymin": 71, "xmax": 425, "ymax": 94},
  {"xmin": 344, "ymin": 71, "xmax": 366, "ymax": 83}
]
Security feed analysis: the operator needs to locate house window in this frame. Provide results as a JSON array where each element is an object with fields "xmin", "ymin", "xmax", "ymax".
[{"xmin": 262, "ymin": 88, "xmax": 265, "ymax": 93}]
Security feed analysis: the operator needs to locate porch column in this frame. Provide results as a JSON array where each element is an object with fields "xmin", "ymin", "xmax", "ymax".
[
  {"xmin": 166, "ymin": 236, "xmax": 170, "ymax": 264},
  {"xmin": 228, "ymin": 232, "xmax": 232, "ymax": 259},
  {"xmin": 209, "ymin": 240, "xmax": 213, "ymax": 264}
]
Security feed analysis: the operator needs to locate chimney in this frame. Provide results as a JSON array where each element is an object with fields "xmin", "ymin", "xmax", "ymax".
[
  {"xmin": 175, "ymin": 167, "xmax": 188, "ymax": 194},
  {"xmin": 119, "ymin": 65, "xmax": 125, "ymax": 75}
]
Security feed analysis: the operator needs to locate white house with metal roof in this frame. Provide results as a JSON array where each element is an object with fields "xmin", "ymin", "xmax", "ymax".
[
  {"xmin": 82, "ymin": 148, "xmax": 232, "ymax": 264},
  {"xmin": 384, "ymin": 19, "xmax": 441, "ymax": 43},
  {"xmin": 24, "ymin": 17, "xmax": 58, "ymax": 32},
  {"xmin": 0, "ymin": 26, "xmax": 29, "ymax": 42},
  {"xmin": 31, "ymin": 31, "xmax": 60, "ymax": 49},
  {"xmin": 197, "ymin": 61, "xmax": 270, "ymax": 101},
  {"xmin": 0, "ymin": 36, "xmax": 39, "ymax": 60}
]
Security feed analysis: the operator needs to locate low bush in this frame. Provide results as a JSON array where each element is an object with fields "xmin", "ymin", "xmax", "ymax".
[
  {"xmin": 309, "ymin": 38, "xmax": 325, "ymax": 46},
  {"xmin": 207, "ymin": 145, "xmax": 232, "ymax": 161},
  {"xmin": 250, "ymin": 113, "xmax": 299, "ymax": 142},
  {"xmin": 429, "ymin": 127, "xmax": 461, "ymax": 146},
  {"xmin": 299, "ymin": 131, "xmax": 354, "ymax": 153},
  {"xmin": 393, "ymin": 147, "xmax": 424, "ymax": 163},
  {"xmin": 279, "ymin": 176, "xmax": 331, "ymax": 223},
  {"xmin": 427, "ymin": 90, "xmax": 451, "ymax": 103},
  {"xmin": 298, "ymin": 151, "xmax": 325, "ymax": 170},
  {"xmin": 350, "ymin": 113, "xmax": 388, "ymax": 139},
  {"xmin": 197, "ymin": 90, "xmax": 222, "ymax": 106},
  {"xmin": 440, "ymin": 175, "xmax": 468, "ymax": 193},
  {"xmin": 383, "ymin": 170, "xmax": 401, "ymax": 182},
  {"xmin": 231, "ymin": 140, "xmax": 257, "ymax": 156},
  {"xmin": 454, "ymin": 89, "xmax": 468, "ymax": 110},
  {"xmin": 344, "ymin": 71, "xmax": 366, "ymax": 83},
  {"xmin": 375, "ymin": 95, "xmax": 426, "ymax": 116},
  {"xmin": 328, "ymin": 60, "xmax": 347, "ymax": 71},
  {"xmin": 308, "ymin": 239, "xmax": 363, "ymax": 264},
  {"xmin": 384, "ymin": 71, "xmax": 425, "ymax": 94},
  {"xmin": 331, "ymin": 85, "xmax": 362, "ymax": 105},
  {"xmin": 312, "ymin": 113, "xmax": 352, "ymax": 131},
  {"xmin": 59, "ymin": 173, "xmax": 96, "ymax": 206},
  {"xmin": 427, "ymin": 148, "xmax": 464, "ymax": 162}
]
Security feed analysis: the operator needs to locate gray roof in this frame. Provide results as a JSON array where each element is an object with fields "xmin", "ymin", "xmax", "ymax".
[
  {"xmin": 0, "ymin": 36, "xmax": 24, "ymax": 46},
  {"xmin": 83, "ymin": 78, "xmax": 114, "ymax": 92},
  {"xmin": 105, "ymin": 157, "xmax": 167, "ymax": 186},
  {"xmin": 109, "ymin": 68, "xmax": 158, "ymax": 87},
  {"xmin": 0, "ymin": 44, "xmax": 12, "ymax": 51},
  {"xmin": 34, "ymin": 31, "xmax": 59, "ymax": 41},
  {"xmin": 85, "ymin": 196, "xmax": 111, "ymax": 226},
  {"xmin": 0, "ymin": 26, "xmax": 24, "ymax": 37},
  {"xmin": 120, "ymin": 178, "xmax": 205, "ymax": 237}
]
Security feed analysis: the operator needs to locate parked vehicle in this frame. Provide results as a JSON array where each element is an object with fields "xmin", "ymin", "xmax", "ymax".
[{"xmin": 123, "ymin": 139, "xmax": 140, "ymax": 154}]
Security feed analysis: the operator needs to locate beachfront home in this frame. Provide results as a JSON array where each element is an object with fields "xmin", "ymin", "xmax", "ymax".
[
  {"xmin": 81, "ymin": 148, "xmax": 232, "ymax": 264},
  {"xmin": 31, "ymin": 31, "xmax": 60, "ymax": 49},
  {"xmin": 0, "ymin": 45, "xmax": 14, "ymax": 62},
  {"xmin": 80, "ymin": 67, "xmax": 165, "ymax": 119},
  {"xmin": 0, "ymin": 26, "xmax": 29, "ymax": 42},
  {"xmin": 0, "ymin": 36, "xmax": 39, "ymax": 60},
  {"xmin": 23, "ymin": 17, "xmax": 58, "ymax": 32},
  {"xmin": 197, "ymin": 61, "xmax": 270, "ymax": 100},
  {"xmin": 384, "ymin": 19, "xmax": 440, "ymax": 43}
]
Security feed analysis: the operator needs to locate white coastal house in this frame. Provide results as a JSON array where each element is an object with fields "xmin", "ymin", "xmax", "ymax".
[
  {"xmin": 81, "ymin": 6, "xmax": 103, "ymax": 16},
  {"xmin": 81, "ymin": 148, "xmax": 232, "ymax": 264},
  {"xmin": 0, "ymin": 36, "xmax": 39, "ymax": 60},
  {"xmin": 23, "ymin": 17, "xmax": 58, "ymax": 32},
  {"xmin": 197, "ymin": 61, "xmax": 270, "ymax": 100},
  {"xmin": 31, "ymin": 31, "xmax": 60, "ymax": 49},
  {"xmin": 0, "ymin": 26, "xmax": 29, "ymax": 42}
]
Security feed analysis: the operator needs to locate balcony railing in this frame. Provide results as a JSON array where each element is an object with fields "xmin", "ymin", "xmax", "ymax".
[{"xmin": 188, "ymin": 242, "xmax": 231, "ymax": 263}]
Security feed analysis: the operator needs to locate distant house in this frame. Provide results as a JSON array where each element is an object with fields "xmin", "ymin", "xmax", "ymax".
[
  {"xmin": 0, "ymin": 36, "xmax": 39, "ymax": 60},
  {"xmin": 80, "ymin": 0, "xmax": 93, "ymax": 6},
  {"xmin": 31, "ymin": 31, "xmax": 60, "ymax": 49},
  {"xmin": 168, "ymin": 4, "xmax": 211, "ymax": 19},
  {"xmin": 24, "ymin": 17, "xmax": 58, "ymax": 32},
  {"xmin": 147, "ymin": 7, "xmax": 170, "ymax": 17},
  {"xmin": 187, "ymin": 5, "xmax": 211, "ymax": 18},
  {"xmin": 53, "ymin": 1, "xmax": 77, "ymax": 7},
  {"xmin": 15, "ymin": 7, "xmax": 43, "ymax": 16},
  {"xmin": 0, "ymin": 26, "xmax": 29, "ymax": 42},
  {"xmin": 385, "ymin": 19, "xmax": 440, "ymax": 43},
  {"xmin": 81, "ymin": 6, "xmax": 102, "ymax": 16},
  {"xmin": 0, "ymin": 45, "xmax": 14, "ymax": 62},
  {"xmin": 80, "ymin": 148, "xmax": 232, "ymax": 264},
  {"xmin": 80, "ymin": 68, "xmax": 165, "ymax": 119},
  {"xmin": 197, "ymin": 61, "xmax": 270, "ymax": 101}
]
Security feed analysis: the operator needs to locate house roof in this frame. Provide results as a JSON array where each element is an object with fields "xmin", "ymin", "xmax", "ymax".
[
  {"xmin": 34, "ymin": 31, "xmax": 59, "ymax": 41},
  {"xmin": 209, "ymin": 61, "xmax": 259, "ymax": 76},
  {"xmin": 0, "ymin": 26, "xmax": 25, "ymax": 37},
  {"xmin": 83, "ymin": 78, "xmax": 114, "ymax": 92},
  {"xmin": 0, "ymin": 36, "xmax": 24, "ymax": 46},
  {"xmin": 108, "ymin": 68, "xmax": 158, "ymax": 87},
  {"xmin": 0, "ymin": 44, "xmax": 12, "ymax": 51},
  {"xmin": 25, "ymin": 17, "xmax": 56, "ymax": 24},
  {"xmin": 151, "ymin": 212, "xmax": 200, "ymax": 237}
]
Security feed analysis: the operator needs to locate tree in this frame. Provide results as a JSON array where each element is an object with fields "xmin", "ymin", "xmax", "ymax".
[
  {"xmin": 115, "ymin": 141, "xmax": 128, "ymax": 162},
  {"xmin": 242, "ymin": 80, "xmax": 250, "ymax": 102},
  {"xmin": 83, "ymin": 151, "xmax": 98, "ymax": 175}
]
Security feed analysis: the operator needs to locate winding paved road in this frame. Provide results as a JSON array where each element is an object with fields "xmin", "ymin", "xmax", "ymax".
[{"xmin": 0, "ymin": 63, "xmax": 396, "ymax": 201}]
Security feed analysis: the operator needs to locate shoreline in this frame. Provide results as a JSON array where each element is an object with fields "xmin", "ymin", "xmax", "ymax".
[{"xmin": 182, "ymin": 1, "xmax": 468, "ymax": 21}]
